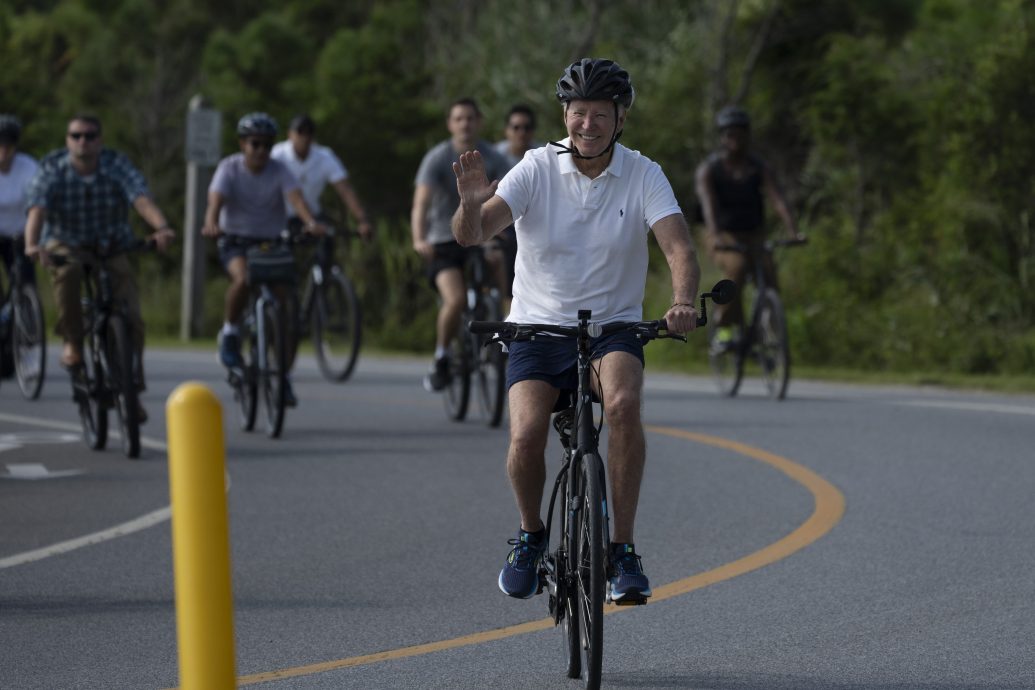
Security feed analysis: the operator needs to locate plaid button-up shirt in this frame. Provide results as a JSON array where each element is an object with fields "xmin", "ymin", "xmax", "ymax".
[{"xmin": 26, "ymin": 148, "xmax": 150, "ymax": 249}]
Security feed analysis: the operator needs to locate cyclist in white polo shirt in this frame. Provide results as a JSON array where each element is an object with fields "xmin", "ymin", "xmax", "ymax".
[
  {"xmin": 271, "ymin": 114, "xmax": 372, "ymax": 239},
  {"xmin": 452, "ymin": 59, "xmax": 701, "ymax": 602}
]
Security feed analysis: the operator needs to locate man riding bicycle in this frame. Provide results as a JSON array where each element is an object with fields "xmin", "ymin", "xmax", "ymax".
[
  {"xmin": 695, "ymin": 106, "xmax": 803, "ymax": 345},
  {"xmin": 272, "ymin": 114, "xmax": 373, "ymax": 239},
  {"xmin": 23, "ymin": 114, "xmax": 176, "ymax": 422},
  {"xmin": 412, "ymin": 98, "xmax": 511, "ymax": 392},
  {"xmin": 203, "ymin": 112, "xmax": 326, "ymax": 407},
  {"xmin": 452, "ymin": 59, "xmax": 701, "ymax": 602}
]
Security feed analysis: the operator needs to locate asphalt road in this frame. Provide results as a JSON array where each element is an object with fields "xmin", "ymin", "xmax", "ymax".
[{"xmin": 1, "ymin": 347, "xmax": 1033, "ymax": 689}]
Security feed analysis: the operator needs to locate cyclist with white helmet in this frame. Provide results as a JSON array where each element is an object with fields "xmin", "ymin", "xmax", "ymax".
[
  {"xmin": 202, "ymin": 112, "xmax": 325, "ymax": 407},
  {"xmin": 695, "ymin": 106, "xmax": 803, "ymax": 346},
  {"xmin": 452, "ymin": 59, "xmax": 701, "ymax": 603}
]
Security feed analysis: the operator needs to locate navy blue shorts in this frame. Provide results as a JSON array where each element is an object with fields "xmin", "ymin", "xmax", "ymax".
[{"xmin": 505, "ymin": 330, "xmax": 645, "ymax": 393}]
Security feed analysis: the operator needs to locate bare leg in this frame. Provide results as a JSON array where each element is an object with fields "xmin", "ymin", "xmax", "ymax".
[
  {"xmin": 593, "ymin": 351, "xmax": 645, "ymax": 544},
  {"xmin": 224, "ymin": 256, "xmax": 249, "ymax": 325},
  {"xmin": 506, "ymin": 379, "xmax": 559, "ymax": 532},
  {"xmin": 434, "ymin": 267, "xmax": 465, "ymax": 350}
]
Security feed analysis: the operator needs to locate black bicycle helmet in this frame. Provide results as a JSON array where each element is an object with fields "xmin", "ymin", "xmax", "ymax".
[
  {"xmin": 716, "ymin": 106, "xmax": 751, "ymax": 130},
  {"xmin": 236, "ymin": 112, "xmax": 278, "ymax": 138},
  {"xmin": 556, "ymin": 58, "xmax": 635, "ymax": 109},
  {"xmin": 0, "ymin": 114, "xmax": 22, "ymax": 144}
]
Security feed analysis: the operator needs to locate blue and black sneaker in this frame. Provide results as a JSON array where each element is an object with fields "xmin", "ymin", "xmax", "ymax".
[
  {"xmin": 608, "ymin": 543, "xmax": 651, "ymax": 603},
  {"xmin": 218, "ymin": 331, "xmax": 244, "ymax": 370},
  {"xmin": 498, "ymin": 528, "xmax": 546, "ymax": 599}
]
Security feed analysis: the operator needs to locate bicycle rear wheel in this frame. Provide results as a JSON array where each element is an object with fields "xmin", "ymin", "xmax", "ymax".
[
  {"xmin": 312, "ymin": 269, "xmax": 362, "ymax": 382},
  {"xmin": 443, "ymin": 321, "xmax": 471, "ymax": 421},
  {"xmin": 575, "ymin": 453, "xmax": 605, "ymax": 690},
  {"xmin": 103, "ymin": 315, "xmax": 140, "ymax": 458},
  {"xmin": 12, "ymin": 284, "xmax": 46, "ymax": 400},
  {"xmin": 78, "ymin": 333, "xmax": 108, "ymax": 451},
  {"xmin": 756, "ymin": 288, "xmax": 790, "ymax": 400},
  {"xmin": 474, "ymin": 295, "xmax": 506, "ymax": 427},
  {"xmin": 707, "ymin": 316, "xmax": 743, "ymax": 397}
]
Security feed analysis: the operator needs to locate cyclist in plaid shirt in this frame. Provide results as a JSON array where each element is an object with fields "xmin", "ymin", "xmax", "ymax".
[{"xmin": 24, "ymin": 114, "xmax": 175, "ymax": 421}]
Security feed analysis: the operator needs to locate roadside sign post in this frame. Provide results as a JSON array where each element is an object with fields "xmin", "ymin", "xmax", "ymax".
[{"xmin": 181, "ymin": 96, "xmax": 221, "ymax": 341}]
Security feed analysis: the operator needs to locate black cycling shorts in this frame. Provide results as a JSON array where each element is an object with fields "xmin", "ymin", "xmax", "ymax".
[
  {"xmin": 505, "ymin": 330, "xmax": 644, "ymax": 393},
  {"xmin": 426, "ymin": 240, "xmax": 468, "ymax": 288}
]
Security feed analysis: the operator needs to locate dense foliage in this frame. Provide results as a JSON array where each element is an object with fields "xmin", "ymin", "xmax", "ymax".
[{"xmin": 2, "ymin": 0, "xmax": 1033, "ymax": 374}]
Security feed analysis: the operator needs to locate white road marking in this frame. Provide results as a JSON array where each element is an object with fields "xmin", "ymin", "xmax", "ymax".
[
  {"xmin": 0, "ymin": 506, "xmax": 172, "ymax": 569},
  {"xmin": 3, "ymin": 463, "xmax": 85, "ymax": 480},
  {"xmin": 896, "ymin": 400, "xmax": 1035, "ymax": 417},
  {"xmin": 0, "ymin": 411, "xmax": 173, "ymax": 570}
]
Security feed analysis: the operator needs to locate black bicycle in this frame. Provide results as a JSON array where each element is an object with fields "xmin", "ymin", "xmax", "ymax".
[
  {"xmin": 297, "ymin": 225, "xmax": 362, "ymax": 383},
  {"xmin": 220, "ymin": 234, "xmax": 298, "ymax": 439},
  {"xmin": 0, "ymin": 237, "xmax": 46, "ymax": 399},
  {"xmin": 444, "ymin": 244, "xmax": 507, "ymax": 427},
  {"xmin": 51, "ymin": 240, "xmax": 153, "ymax": 459},
  {"xmin": 709, "ymin": 238, "xmax": 805, "ymax": 400},
  {"xmin": 470, "ymin": 280, "xmax": 733, "ymax": 689}
]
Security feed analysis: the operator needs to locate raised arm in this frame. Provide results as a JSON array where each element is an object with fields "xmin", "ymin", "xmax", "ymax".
[
  {"xmin": 652, "ymin": 213, "xmax": 701, "ymax": 333},
  {"xmin": 694, "ymin": 161, "xmax": 720, "ymax": 239},
  {"xmin": 762, "ymin": 164, "xmax": 803, "ymax": 240},
  {"xmin": 331, "ymin": 178, "xmax": 372, "ymax": 239},
  {"xmin": 451, "ymin": 150, "xmax": 513, "ymax": 247}
]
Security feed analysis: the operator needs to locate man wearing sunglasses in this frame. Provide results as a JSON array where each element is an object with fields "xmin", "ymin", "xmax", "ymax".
[
  {"xmin": 202, "ymin": 112, "xmax": 325, "ymax": 407},
  {"xmin": 494, "ymin": 104, "xmax": 543, "ymax": 169},
  {"xmin": 23, "ymin": 114, "xmax": 176, "ymax": 422}
]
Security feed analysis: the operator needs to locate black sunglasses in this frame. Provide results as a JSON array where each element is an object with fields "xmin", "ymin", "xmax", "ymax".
[
  {"xmin": 509, "ymin": 123, "xmax": 534, "ymax": 132},
  {"xmin": 68, "ymin": 131, "xmax": 99, "ymax": 141},
  {"xmin": 246, "ymin": 138, "xmax": 273, "ymax": 150}
]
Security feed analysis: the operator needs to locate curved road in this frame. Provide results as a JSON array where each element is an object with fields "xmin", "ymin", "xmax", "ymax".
[{"xmin": 1, "ymin": 349, "xmax": 1033, "ymax": 689}]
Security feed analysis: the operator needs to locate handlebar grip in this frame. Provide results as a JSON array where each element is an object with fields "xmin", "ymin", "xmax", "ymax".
[
  {"xmin": 468, "ymin": 320, "xmax": 510, "ymax": 334},
  {"xmin": 697, "ymin": 315, "xmax": 707, "ymax": 328}
]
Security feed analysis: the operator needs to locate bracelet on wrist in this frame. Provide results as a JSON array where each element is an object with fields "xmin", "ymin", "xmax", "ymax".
[{"xmin": 670, "ymin": 302, "xmax": 693, "ymax": 308}]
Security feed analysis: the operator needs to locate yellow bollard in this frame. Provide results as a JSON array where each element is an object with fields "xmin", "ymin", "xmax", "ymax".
[{"xmin": 167, "ymin": 382, "xmax": 236, "ymax": 689}]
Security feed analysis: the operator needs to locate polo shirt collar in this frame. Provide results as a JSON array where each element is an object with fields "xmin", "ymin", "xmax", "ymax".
[{"xmin": 557, "ymin": 138, "xmax": 625, "ymax": 178}]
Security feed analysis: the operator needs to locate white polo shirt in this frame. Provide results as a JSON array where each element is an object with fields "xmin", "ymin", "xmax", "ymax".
[
  {"xmin": 0, "ymin": 153, "xmax": 38, "ymax": 237},
  {"xmin": 271, "ymin": 141, "xmax": 347, "ymax": 216},
  {"xmin": 495, "ymin": 139, "xmax": 682, "ymax": 326}
]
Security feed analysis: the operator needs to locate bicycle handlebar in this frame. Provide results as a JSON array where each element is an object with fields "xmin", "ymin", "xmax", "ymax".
[
  {"xmin": 47, "ymin": 238, "xmax": 157, "ymax": 267},
  {"xmin": 714, "ymin": 237, "xmax": 808, "ymax": 253},
  {"xmin": 468, "ymin": 319, "xmax": 688, "ymax": 343}
]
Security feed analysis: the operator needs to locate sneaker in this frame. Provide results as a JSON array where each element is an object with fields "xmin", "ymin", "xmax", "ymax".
[
  {"xmin": 710, "ymin": 326, "xmax": 740, "ymax": 355},
  {"xmin": 283, "ymin": 378, "xmax": 298, "ymax": 408},
  {"xmin": 498, "ymin": 528, "xmax": 546, "ymax": 599},
  {"xmin": 422, "ymin": 356, "xmax": 450, "ymax": 392},
  {"xmin": 218, "ymin": 331, "xmax": 243, "ymax": 370},
  {"xmin": 608, "ymin": 543, "xmax": 652, "ymax": 602}
]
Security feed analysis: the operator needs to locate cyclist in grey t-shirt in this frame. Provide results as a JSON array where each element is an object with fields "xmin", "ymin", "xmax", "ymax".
[
  {"xmin": 411, "ymin": 97, "xmax": 510, "ymax": 392},
  {"xmin": 203, "ymin": 112, "xmax": 326, "ymax": 406}
]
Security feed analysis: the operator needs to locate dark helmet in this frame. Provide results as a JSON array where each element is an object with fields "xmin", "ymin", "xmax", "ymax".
[
  {"xmin": 716, "ymin": 106, "xmax": 751, "ymax": 130},
  {"xmin": 0, "ymin": 114, "xmax": 22, "ymax": 144},
  {"xmin": 236, "ymin": 112, "xmax": 278, "ymax": 138},
  {"xmin": 556, "ymin": 58, "xmax": 635, "ymax": 109}
]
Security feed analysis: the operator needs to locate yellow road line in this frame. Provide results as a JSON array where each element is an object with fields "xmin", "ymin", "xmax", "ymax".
[{"xmin": 233, "ymin": 427, "xmax": 845, "ymax": 687}]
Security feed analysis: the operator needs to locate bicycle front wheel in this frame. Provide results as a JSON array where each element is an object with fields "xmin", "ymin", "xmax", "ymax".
[
  {"xmin": 474, "ymin": 296, "xmax": 506, "ymax": 427},
  {"xmin": 757, "ymin": 288, "xmax": 790, "ymax": 400},
  {"xmin": 12, "ymin": 284, "xmax": 46, "ymax": 400},
  {"xmin": 313, "ymin": 269, "xmax": 362, "ymax": 382},
  {"xmin": 79, "ymin": 333, "xmax": 108, "ymax": 451},
  {"xmin": 443, "ymin": 322, "xmax": 471, "ymax": 421},
  {"xmin": 260, "ymin": 300, "xmax": 287, "ymax": 438},
  {"xmin": 707, "ymin": 316, "xmax": 743, "ymax": 397},
  {"xmin": 237, "ymin": 321, "xmax": 259, "ymax": 432},
  {"xmin": 103, "ymin": 315, "xmax": 140, "ymax": 459},
  {"xmin": 575, "ymin": 453, "xmax": 605, "ymax": 689}
]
